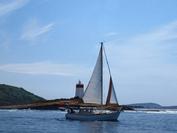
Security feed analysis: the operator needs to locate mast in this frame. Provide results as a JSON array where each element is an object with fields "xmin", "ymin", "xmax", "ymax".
[{"xmin": 100, "ymin": 42, "xmax": 103, "ymax": 105}]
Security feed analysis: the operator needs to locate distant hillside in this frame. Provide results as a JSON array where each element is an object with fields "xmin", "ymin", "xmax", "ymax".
[
  {"xmin": 0, "ymin": 84, "xmax": 45, "ymax": 106},
  {"xmin": 127, "ymin": 103, "xmax": 177, "ymax": 110},
  {"xmin": 128, "ymin": 103, "xmax": 162, "ymax": 109}
]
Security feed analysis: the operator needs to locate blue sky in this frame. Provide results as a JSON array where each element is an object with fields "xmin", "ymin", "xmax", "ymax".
[{"xmin": 0, "ymin": 0, "xmax": 177, "ymax": 105}]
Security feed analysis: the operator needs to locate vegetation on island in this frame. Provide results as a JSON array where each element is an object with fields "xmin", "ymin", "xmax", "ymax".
[{"xmin": 0, "ymin": 84, "xmax": 45, "ymax": 106}]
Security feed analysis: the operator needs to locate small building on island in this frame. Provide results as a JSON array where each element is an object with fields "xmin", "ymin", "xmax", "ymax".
[{"xmin": 75, "ymin": 80, "xmax": 84, "ymax": 98}]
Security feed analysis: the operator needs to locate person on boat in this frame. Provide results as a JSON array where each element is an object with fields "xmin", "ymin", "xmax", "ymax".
[{"xmin": 67, "ymin": 108, "xmax": 75, "ymax": 113}]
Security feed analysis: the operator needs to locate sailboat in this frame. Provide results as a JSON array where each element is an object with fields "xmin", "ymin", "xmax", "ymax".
[{"xmin": 65, "ymin": 42, "xmax": 121, "ymax": 121}]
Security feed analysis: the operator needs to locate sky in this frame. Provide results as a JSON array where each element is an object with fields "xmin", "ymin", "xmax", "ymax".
[{"xmin": 0, "ymin": 0, "xmax": 177, "ymax": 106}]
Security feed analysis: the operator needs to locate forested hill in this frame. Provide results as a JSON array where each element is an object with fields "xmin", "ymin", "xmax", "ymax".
[{"xmin": 0, "ymin": 84, "xmax": 45, "ymax": 106}]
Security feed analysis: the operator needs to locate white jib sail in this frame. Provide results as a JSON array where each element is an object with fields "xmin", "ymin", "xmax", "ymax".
[{"xmin": 83, "ymin": 47, "xmax": 102, "ymax": 104}]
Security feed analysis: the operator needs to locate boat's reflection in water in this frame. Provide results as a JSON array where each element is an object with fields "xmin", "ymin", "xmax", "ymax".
[{"xmin": 78, "ymin": 120, "xmax": 120, "ymax": 133}]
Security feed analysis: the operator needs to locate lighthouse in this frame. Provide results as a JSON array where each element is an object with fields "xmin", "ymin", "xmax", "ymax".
[{"xmin": 75, "ymin": 80, "xmax": 84, "ymax": 98}]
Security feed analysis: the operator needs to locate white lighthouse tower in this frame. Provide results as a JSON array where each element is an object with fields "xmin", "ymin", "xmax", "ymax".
[{"xmin": 75, "ymin": 80, "xmax": 84, "ymax": 98}]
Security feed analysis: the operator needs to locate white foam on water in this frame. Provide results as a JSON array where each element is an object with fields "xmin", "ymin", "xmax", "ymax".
[
  {"xmin": 124, "ymin": 110, "xmax": 137, "ymax": 113},
  {"xmin": 124, "ymin": 110, "xmax": 177, "ymax": 114},
  {"xmin": 145, "ymin": 110, "xmax": 177, "ymax": 114},
  {"xmin": 0, "ymin": 109, "xmax": 19, "ymax": 112}
]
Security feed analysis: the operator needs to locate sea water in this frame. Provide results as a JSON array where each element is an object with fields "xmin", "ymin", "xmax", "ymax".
[{"xmin": 0, "ymin": 110, "xmax": 177, "ymax": 133}]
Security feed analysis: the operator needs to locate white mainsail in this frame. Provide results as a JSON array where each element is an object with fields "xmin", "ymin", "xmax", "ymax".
[{"xmin": 83, "ymin": 45, "xmax": 103, "ymax": 104}]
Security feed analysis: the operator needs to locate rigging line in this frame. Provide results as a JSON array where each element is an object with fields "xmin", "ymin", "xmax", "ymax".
[{"xmin": 102, "ymin": 43, "xmax": 112, "ymax": 77}]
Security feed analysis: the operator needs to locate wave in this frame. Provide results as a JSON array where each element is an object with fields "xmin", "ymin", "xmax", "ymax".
[
  {"xmin": 0, "ymin": 109, "xmax": 19, "ymax": 112},
  {"xmin": 145, "ymin": 110, "xmax": 177, "ymax": 114},
  {"xmin": 124, "ymin": 110, "xmax": 177, "ymax": 114}
]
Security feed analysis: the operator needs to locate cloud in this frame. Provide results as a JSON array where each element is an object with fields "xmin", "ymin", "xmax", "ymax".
[
  {"xmin": 21, "ymin": 19, "xmax": 54, "ymax": 41},
  {"xmin": 107, "ymin": 20, "xmax": 177, "ymax": 65},
  {"xmin": 131, "ymin": 20, "xmax": 177, "ymax": 44},
  {"xmin": 104, "ymin": 32, "xmax": 118, "ymax": 37},
  {"xmin": 0, "ymin": 62, "xmax": 89, "ymax": 76},
  {"xmin": 0, "ymin": 0, "xmax": 29, "ymax": 16},
  {"xmin": 105, "ymin": 20, "xmax": 177, "ymax": 104}
]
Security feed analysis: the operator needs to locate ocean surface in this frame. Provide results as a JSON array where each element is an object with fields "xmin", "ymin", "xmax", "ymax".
[{"xmin": 0, "ymin": 110, "xmax": 177, "ymax": 133}]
